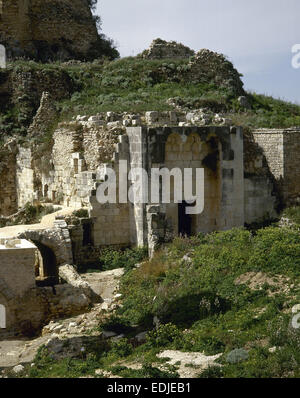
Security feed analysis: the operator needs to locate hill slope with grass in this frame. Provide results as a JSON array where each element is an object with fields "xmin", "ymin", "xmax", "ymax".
[
  {"xmin": 1, "ymin": 43, "xmax": 300, "ymax": 145},
  {"xmin": 4, "ymin": 216, "xmax": 300, "ymax": 379}
]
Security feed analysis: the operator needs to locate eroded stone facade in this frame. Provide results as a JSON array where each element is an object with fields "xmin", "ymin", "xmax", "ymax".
[{"xmin": 1, "ymin": 116, "xmax": 300, "ymax": 334}]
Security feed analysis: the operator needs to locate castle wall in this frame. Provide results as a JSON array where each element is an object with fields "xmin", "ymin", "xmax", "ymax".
[
  {"xmin": 219, "ymin": 127, "xmax": 245, "ymax": 230},
  {"xmin": 5, "ymin": 116, "xmax": 299, "ymax": 252},
  {"xmin": 89, "ymin": 134, "xmax": 132, "ymax": 247},
  {"xmin": 283, "ymin": 131, "xmax": 300, "ymax": 204},
  {"xmin": 124, "ymin": 126, "xmax": 245, "ymax": 247},
  {"xmin": 252, "ymin": 129, "xmax": 284, "ymax": 183},
  {"xmin": 244, "ymin": 176, "xmax": 276, "ymax": 224}
]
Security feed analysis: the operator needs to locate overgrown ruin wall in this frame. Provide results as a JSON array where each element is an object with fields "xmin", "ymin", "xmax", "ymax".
[{"xmin": 1, "ymin": 116, "xmax": 300, "ymax": 255}]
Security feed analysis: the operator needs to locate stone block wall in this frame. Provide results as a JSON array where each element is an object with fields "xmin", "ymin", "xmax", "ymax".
[
  {"xmin": 282, "ymin": 130, "xmax": 300, "ymax": 204},
  {"xmin": 0, "ymin": 239, "xmax": 36, "ymax": 297},
  {"xmin": 252, "ymin": 129, "xmax": 284, "ymax": 182},
  {"xmin": 89, "ymin": 134, "xmax": 132, "ymax": 247},
  {"xmin": 219, "ymin": 127, "xmax": 245, "ymax": 230},
  {"xmin": 124, "ymin": 126, "xmax": 245, "ymax": 247},
  {"xmin": 244, "ymin": 176, "xmax": 276, "ymax": 224},
  {"xmin": 252, "ymin": 128, "xmax": 300, "ymax": 205}
]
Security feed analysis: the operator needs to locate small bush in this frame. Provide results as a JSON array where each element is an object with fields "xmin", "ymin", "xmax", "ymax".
[
  {"xmin": 282, "ymin": 207, "xmax": 300, "ymax": 226},
  {"xmin": 73, "ymin": 208, "xmax": 89, "ymax": 218},
  {"xmin": 146, "ymin": 323, "xmax": 182, "ymax": 348},
  {"xmin": 110, "ymin": 338, "xmax": 133, "ymax": 358},
  {"xmin": 99, "ymin": 247, "xmax": 148, "ymax": 272},
  {"xmin": 198, "ymin": 366, "xmax": 224, "ymax": 378}
]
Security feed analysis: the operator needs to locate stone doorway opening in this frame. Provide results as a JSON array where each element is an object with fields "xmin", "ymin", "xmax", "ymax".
[
  {"xmin": 178, "ymin": 201, "xmax": 194, "ymax": 237},
  {"xmin": 33, "ymin": 241, "xmax": 59, "ymax": 287}
]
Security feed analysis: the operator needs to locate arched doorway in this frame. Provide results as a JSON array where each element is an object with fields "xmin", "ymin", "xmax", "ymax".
[
  {"xmin": 164, "ymin": 132, "xmax": 221, "ymax": 235},
  {"xmin": 33, "ymin": 241, "xmax": 58, "ymax": 287}
]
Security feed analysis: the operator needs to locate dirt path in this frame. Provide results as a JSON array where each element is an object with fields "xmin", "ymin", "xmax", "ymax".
[{"xmin": 0, "ymin": 268, "xmax": 124, "ymax": 369}]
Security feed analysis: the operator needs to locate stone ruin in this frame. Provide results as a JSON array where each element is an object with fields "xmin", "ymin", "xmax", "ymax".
[
  {"xmin": 1, "ymin": 106, "xmax": 300, "ymax": 333},
  {"xmin": 0, "ymin": 36, "xmax": 299, "ymax": 334},
  {"xmin": 141, "ymin": 38, "xmax": 195, "ymax": 59},
  {"xmin": 0, "ymin": 235, "xmax": 97, "ymax": 336}
]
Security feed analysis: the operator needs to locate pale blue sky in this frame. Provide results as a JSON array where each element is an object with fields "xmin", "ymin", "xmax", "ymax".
[{"xmin": 97, "ymin": 0, "xmax": 300, "ymax": 103}]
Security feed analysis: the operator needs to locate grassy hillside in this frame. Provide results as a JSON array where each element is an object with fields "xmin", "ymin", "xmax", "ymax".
[
  {"xmin": 1, "ymin": 55, "xmax": 300, "ymax": 143},
  {"xmin": 7, "ymin": 217, "xmax": 300, "ymax": 379}
]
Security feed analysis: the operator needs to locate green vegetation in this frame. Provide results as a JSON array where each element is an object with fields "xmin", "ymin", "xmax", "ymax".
[
  {"xmin": 112, "ymin": 226, "xmax": 300, "ymax": 378},
  {"xmin": 98, "ymin": 246, "xmax": 148, "ymax": 272},
  {"xmin": 1, "ymin": 55, "xmax": 300, "ymax": 145},
  {"xmin": 231, "ymin": 92, "xmax": 300, "ymax": 129},
  {"xmin": 72, "ymin": 208, "xmax": 89, "ymax": 218},
  {"xmin": 13, "ymin": 220, "xmax": 300, "ymax": 379},
  {"xmin": 77, "ymin": 246, "xmax": 148, "ymax": 273},
  {"xmin": 10, "ymin": 338, "xmax": 178, "ymax": 379},
  {"xmin": 282, "ymin": 206, "xmax": 300, "ymax": 227},
  {"xmin": 56, "ymin": 58, "xmax": 300, "ymax": 128}
]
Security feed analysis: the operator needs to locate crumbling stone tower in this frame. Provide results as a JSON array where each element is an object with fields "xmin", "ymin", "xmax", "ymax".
[{"xmin": 0, "ymin": 0, "xmax": 108, "ymax": 61}]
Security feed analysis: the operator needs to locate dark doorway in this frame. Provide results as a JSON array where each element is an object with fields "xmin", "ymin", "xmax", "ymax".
[
  {"xmin": 178, "ymin": 201, "xmax": 192, "ymax": 237},
  {"xmin": 82, "ymin": 222, "xmax": 93, "ymax": 246},
  {"xmin": 33, "ymin": 241, "xmax": 59, "ymax": 287}
]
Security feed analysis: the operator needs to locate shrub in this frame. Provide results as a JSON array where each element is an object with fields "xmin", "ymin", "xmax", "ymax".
[
  {"xmin": 282, "ymin": 206, "xmax": 300, "ymax": 226},
  {"xmin": 99, "ymin": 247, "xmax": 148, "ymax": 272},
  {"xmin": 198, "ymin": 365, "xmax": 224, "ymax": 378},
  {"xmin": 146, "ymin": 323, "xmax": 182, "ymax": 348},
  {"xmin": 73, "ymin": 208, "xmax": 89, "ymax": 218},
  {"xmin": 110, "ymin": 339, "xmax": 133, "ymax": 358}
]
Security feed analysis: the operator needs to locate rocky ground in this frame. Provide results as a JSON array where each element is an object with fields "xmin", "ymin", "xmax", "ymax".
[
  {"xmin": 0, "ymin": 268, "xmax": 123, "ymax": 373},
  {"xmin": 0, "ymin": 266, "xmax": 224, "ymax": 378}
]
